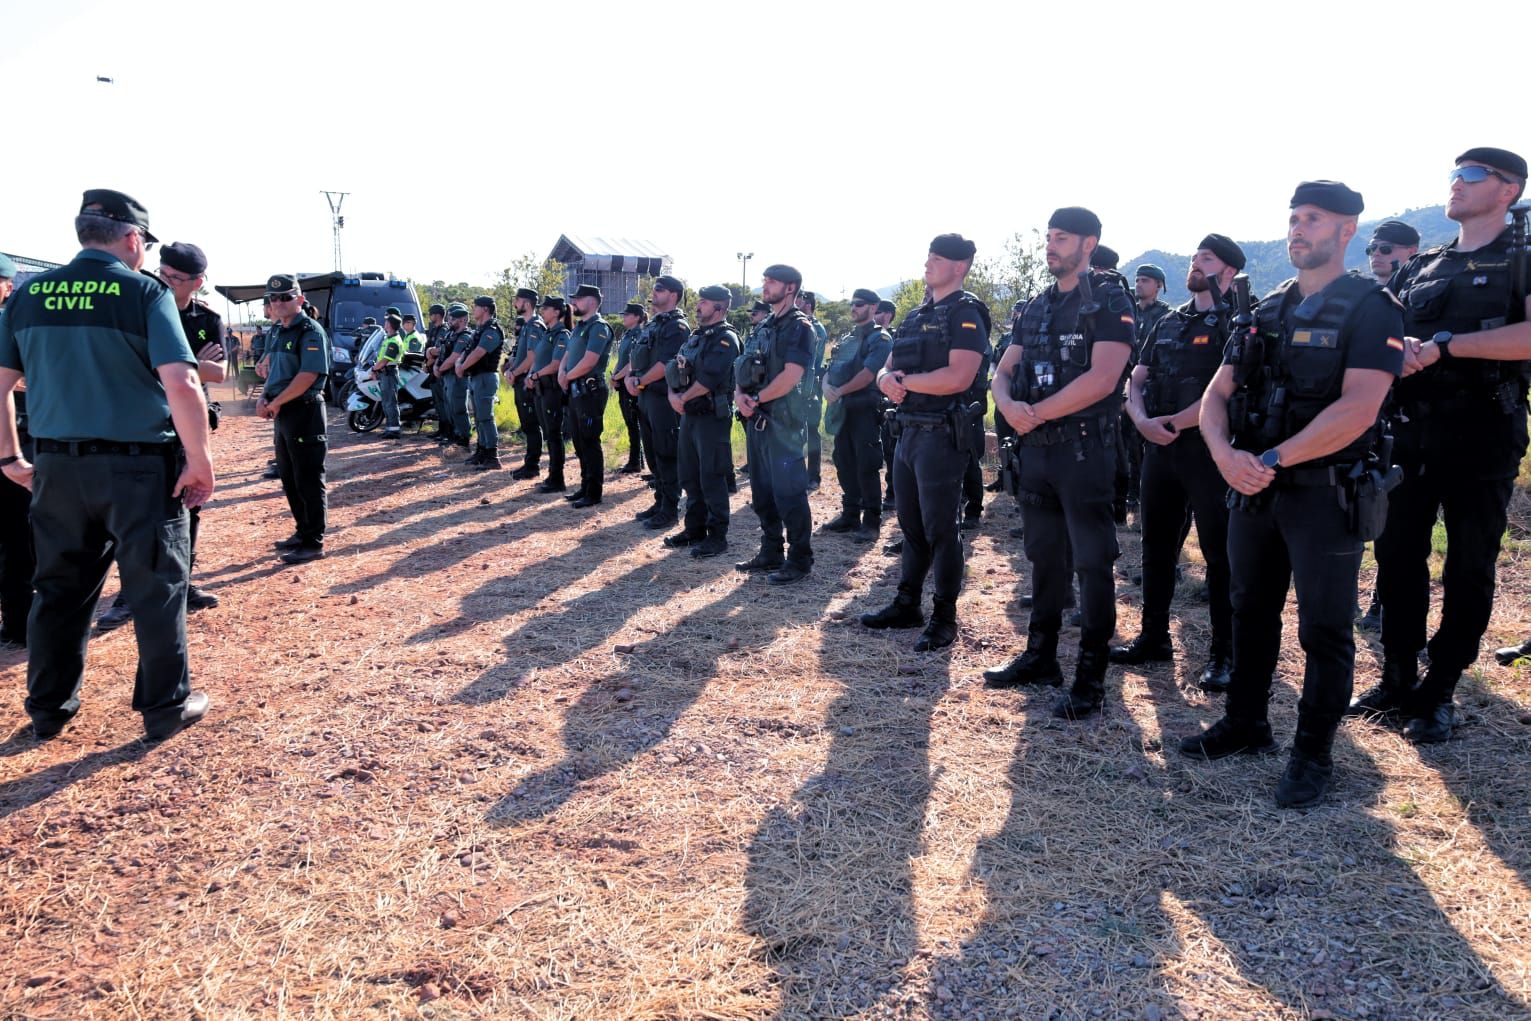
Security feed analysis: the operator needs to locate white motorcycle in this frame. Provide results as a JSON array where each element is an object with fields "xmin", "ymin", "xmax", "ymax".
[{"xmin": 345, "ymin": 328, "xmax": 436, "ymax": 433}]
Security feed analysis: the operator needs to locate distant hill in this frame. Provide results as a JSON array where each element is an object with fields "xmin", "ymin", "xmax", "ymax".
[{"xmin": 1124, "ymin": 204, "xmax": 1458, "ymax": 301}]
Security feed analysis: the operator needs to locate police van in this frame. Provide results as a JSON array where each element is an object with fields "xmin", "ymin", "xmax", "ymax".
[{"xmin": 216, "ymin": 271, "xmax": 423, "ymax": 402}]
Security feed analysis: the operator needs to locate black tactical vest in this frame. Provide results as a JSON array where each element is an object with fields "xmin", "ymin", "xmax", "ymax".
[
  {"xmin": 888, "ymin": 291, "xmax": 991, "ymax": 414},
  {"xmin": 826, "ymin": 322, "xmax": 890, "ymax": 407},
  {"xmin": 1013, "ymin": 271, "xmax": 1130, "ymax": 419},
  {"xmin": 466, "ymin": 317, "xmax": 504, "ymax": 375},
  {"xmin": 1394, "ymin": 229, "xmax": 1530, "ymax": 412},
  {"xmin": 1143, "ymin": 299, "xmax": 1230, "ymax": 417},
  {"xmin": 1239, "ymin": 273, "xmax": 1382, "ymax": 463}
]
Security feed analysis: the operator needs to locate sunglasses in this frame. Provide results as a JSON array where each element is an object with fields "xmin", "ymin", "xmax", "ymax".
[
  {"xmin": 1365, "ymin": 243, "xmax": 1402, "ymax": 255},
  {"xmin": 137, "ymin": 227, "xmax": 156, "ymax": 251},
  {"xmin": 1448, "ymin": 164, "xmax": 1514, "ymax": 186},
  {"xmin": 267, "ymin": 292, "xmax": 298, "ymax": 302},
  {"xmin": 851, "ymin": 300, "xmax": 870, "ymax": 307}
]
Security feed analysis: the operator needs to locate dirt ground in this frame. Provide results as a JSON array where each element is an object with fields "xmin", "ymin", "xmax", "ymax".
[{"xmin": 2, "ymin": 385, "xmax": 1529, "ymax": 1020}]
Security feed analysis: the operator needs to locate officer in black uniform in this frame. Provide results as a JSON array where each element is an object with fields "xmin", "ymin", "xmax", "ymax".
[
  {"xmin": 260, "ymin": 273, "xmax": 333, "ymax": 563},
  {"xmin": 502, "ymin": 288, "xmax": 544, "ymax": 478},
  {"xmin": 1114, "ymin": 234, "xmax": 1246, "ymax": 692},
  {"xmin": 982, "ymin": 208, "xmax": 1135, "ymax": 718},
  {"xmin": 734, "ymin": 264, "xmax": 816, "ymax": 584},
  {"xmin": 736, "ymin": 300, "xmax": 772, "ymax": 485},
  {"xmin": 611, "ymin": 302, "xmax": 648, "ymax": 475},
  {"xmin": 563, "ymin": 284, "xmax": 612, "ymax": 504},
  {"xmin": 457, "ymin": 295, "xmax": 505, "ymax": 469},
  {"xmin": 528, "ymin": 296, "xmax": 572, "ymax": 493},
  {"xmin": 628, "ymin": 275, "xmax": 690, "ymax": 529},
  {"xmin": 663, "ymin": 284, "xmax": 741, "ymax": 557},
  {"xmin": 1126, "ymin": 264, "xmax": 1173, "ymax": 513},
  {"xmin": 873, "ymin": 298, "xmax": 898, "ymax": 506},
  {"xmin": 434, "ymin": 305, "xmax": 475, "ymax": 453},
  {"xmin": 0, "ymin": 253, "xmax": 32, "ymax": 648},
  {"xmin": 958, "ymin": 322, "xmax": 992, "ymax": 531},
  {"xmin": 1180, "ymin": 180, "xmax": 1403, "ymax": 809},
  {"xmin": 821, "ymin": 288, "xmax": 892, "ymax": 541},
  {"xmin": 0, "ymin": 189, "xmax": 213, "ymax": 740},
  {"xmin": 423, "ymin": 303, "xmax": 454, "ymax": 441},
  {"xmin": 859, "ymin": 235, "xmax": 988, "ymax": 648},
  {"xmin": 1360, "ymin": 147, "xmax": 1531, "ymax": 743}
]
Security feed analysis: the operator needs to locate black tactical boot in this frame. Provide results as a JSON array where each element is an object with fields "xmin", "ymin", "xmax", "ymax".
[
  {"xmin": 463, "ymin": 444, "xmax": 485, "ymax": 466},
  {"xmin": 536, "ymin": 477, "xmax": 566, "ymax": 494},
  {"xmin": 1356, "ymin": 592, "xmax": 1383, "ymax": 632},
  {"xmin": 982, "ymin": 634, "xmax": 1063, "ymax": 689},
  {"xmin": 1274, "ymin": 725, "xmax": 1336, "ymax": 809},
  {"xmin": 644, "ymin": 505, "xmax": 679, "ymax": 530},
  {"xmin": 853, "ymin": 511, "xmax": 881, "ymax": 542},
  {"xmin": 735, "ymin": 548, "xmax": 786, "ymax": 573},
  {"xmin": 821, "ymin": 509, "xmax": 858, "ymax": 533},
  {"xmin": 1054, "ymin": 647, "xmax": 1108, "ymax": 720},
  {"xmin": 1179, "ymin": 715, "xmax": 1276, "ymax": 759},
  {"xmin": 511, "ymin": 462, "xmax": 541, "ymax": 480},
  {"xmin": 474, "ymin": 448, "xmax": 502, "ymax": 470},
  {"xmin": 1494, "ymin": 637, "xmax": 1531, "ymax": 666},
  {"xmin": 1109, "ymin": 632, "xmax": 1173, "ymax": 665},
  {"xmin": 663, "ymin": 529, "xmax": 703, "ymax": 549},
  {"xmin": 1403, "ymin": 667, "xmax": 1460, "ymax": 744},
  {"xmin": 691, "ymin": 530, "xmax": 728, "ymax": 559},
  {"xmin": 915, "ymin": 598, "xmax": 958, "ymax": 652},
  {"xmin": 860, "ymin": 591, "xmax": 925, "ymax": 630},
  {"xmin": 1346, "ymin": 654, "xmax": 1418, "ymax": 719},
  {"xmin": 807, "ymin": 451, "xmax": 821, "ymax": 490},
  {"xmin": 767, "ymin": 561, "xmax": 811, "ymax": 586},
  {"xmin": 1197, "ymin": 641, "xmax": 1233, "ymax": 693}
]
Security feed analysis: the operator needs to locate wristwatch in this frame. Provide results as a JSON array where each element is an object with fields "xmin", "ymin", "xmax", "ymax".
[
  {"xmin": 1431, "ymin": 331, "xmax": 1454, "ymax": 360},
  {"xmin": 1259, "ymin": 448, "xmax": 1281, "ymax": 470},
  {"xmin": 0, "ymin": 455, "xmax": 19, "ymax": 468}
]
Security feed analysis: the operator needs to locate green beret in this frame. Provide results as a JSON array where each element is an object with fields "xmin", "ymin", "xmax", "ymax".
[
  {"xmin": 1135, "ymin": 264, "xmax": 1166, "ymax": 286},
  {"xmin": 697, "ymin": 284, "xmax": 732, "ymax": 305},
  {"xmin": 447, "ymin": 302, "xmax": 469, "ymax": 318},
  {"xmin": 1289, "ymin": 180, "xmax": 1364, "ymax": 215},
  {"xmin": 0, "ymin": 253, "xmax": 15, "ymax": 279},
  {"xmin": 852, "ymin": 288, "xmax": 881, "ymax": 304},
  {"xmin": 762, "ymin": 264, "xmax": 802, "ymax": 286}
]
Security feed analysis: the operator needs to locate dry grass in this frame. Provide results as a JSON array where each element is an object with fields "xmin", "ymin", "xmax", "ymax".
[{"xmin": 1, "ymin": 387, "xmax": 1529, "ymax": 1020}]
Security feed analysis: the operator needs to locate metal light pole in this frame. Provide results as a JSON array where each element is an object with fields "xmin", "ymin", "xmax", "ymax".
[
  {"xmin": 322, "ymin": 191, "xmax": 349, "ymax": 272},
  {"xmin": 737, "ymin": 251, "xmax": 753, "ymax": 290}
]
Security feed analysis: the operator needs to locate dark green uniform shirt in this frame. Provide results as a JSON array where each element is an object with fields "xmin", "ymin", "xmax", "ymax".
[
  {"xmin": 563, "ymin": 317, "xmax": 614, "ymax": 377},
  {"xmin": 534, "ymin": 325, "xmax": 570, "ymax": 374},
  {"xmin": 263, "ymin": 312, "xmax": 331, "ymax": 396},
  {"xmin": 512, "ymin": 315, "xmax": 546, "ymax": 373},
  {"xmin": 0, "ymin": 249, "xmax": 194, "ymax": 443}
]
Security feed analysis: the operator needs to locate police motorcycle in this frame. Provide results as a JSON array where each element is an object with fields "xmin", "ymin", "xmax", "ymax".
[{"xmin": 345, "ymin": 326, "xmax": 437, "ymax": 433}]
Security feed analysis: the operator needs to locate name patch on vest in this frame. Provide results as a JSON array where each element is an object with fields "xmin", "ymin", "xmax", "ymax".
[{"xmin": 1290, "ymin": 329, "xmax": 1338, "ymax": 349}]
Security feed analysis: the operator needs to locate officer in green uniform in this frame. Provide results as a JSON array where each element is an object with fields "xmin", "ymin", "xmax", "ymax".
[
  {"xmin": 735, "ymin": 264, "xmax": 816, "ymax": 584},
  {"xmin": 0, "ymin": 252, "xmax": 32, "ymax": 648},
  {"xmin": 628, "ymin": 275, "xmax": 690, "ymax": 529},
  {"xmin": 502, "ymin": 288, "xmax": 545, "ymax": 478},
  {"xmin": 1180, "ymin": 180, "xmax": 1403, "ymax": 808},
  {"xmin": 611, "ymin": 302, "xmax": 648, "ymax": 475},
  {"xmin": 562, "ymin": 284, "xmax": 613, "ymax": 505},
  {"xmin": 456, "ymin": 295, "xmax": 505, "ymax": 469},
  {"xmin": 796, "ymin": 290, "xmax": 830, "ymax": 490},
  {"xmin": 859, "ymin": 236, "xmax": 987, "ymax": 649},
  {"xmin": 662, "ymin": 284, "xmax": 741, "ymax": 557},
  {"xmin": 436, "ymin": 304, "xmax": 475, "ymax": 453},
  {"xmin": 259, "ymin": 272, "xmax": 332, "ymax": 564},
  {"xmin": 1364, "ymin": 148, "xmax": 1531, "ymax": 743},
  {"xmin": 373, "ymin": 313, "xmax": 406, "ymax": 439},
  {"xmin": 400, "ymin": 314, "xmax": 426, "ymax": 368},
  {"xmin": 1114, "ymin": 235, "xmax": 1246, "ymax": 693},
  {"xmin": 528, "ymin": 296, "xmax": 572, "ymax": 493},
  {"xmin": 983, "ymin": 208, "xmax": 1135, "ymax": 717},
  {"xmin": 821, "ymin": 288, "xmax": 892, "ymax": 541},
  {"xmin": 423, "ymin": 304, "xmax": 454, "ymax": 442},
  {"xmin": 0, "ymin": 189, "xmax": 213, "ymax": 740}
]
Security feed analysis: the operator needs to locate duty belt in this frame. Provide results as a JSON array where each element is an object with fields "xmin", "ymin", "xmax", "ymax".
[
  {"xmin": 894, "ymin": 409, "xmax": 950, "ymax": 430},
  {"xmin": 36, "ymin": 438, "xmax": 180, "ymax": 456},
  {"xmin": 1018, "ymin": 415, "xmax": 1115, "ymax": 449},
  {"xmin": 280, "ymin": 393, "xmax": 327, "ymax": 407},
  {"xmin": 570, "ymin": 376, "xmax": 606, "ymax": 398},
  {"xmin": 1270, "ymin": 464, "xmax": 1343, "ymax": 488}
]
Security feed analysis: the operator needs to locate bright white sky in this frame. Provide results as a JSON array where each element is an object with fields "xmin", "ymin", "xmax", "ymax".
[{"xmin": 4, "ymin": 0, "xmax": 1523, "ymax": 321}]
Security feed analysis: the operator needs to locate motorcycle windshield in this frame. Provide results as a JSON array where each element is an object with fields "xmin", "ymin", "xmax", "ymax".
[{"xmin": 355, "ymin": 329, "xmax": 383, "ymax": 365}]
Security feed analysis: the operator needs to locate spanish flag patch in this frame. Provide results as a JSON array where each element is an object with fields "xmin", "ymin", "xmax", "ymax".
[
  {"xmin": 1120, "ymin": 315, "xmax": 1135, "ymax": 325},
  {"xmin": 1192, "ymin": 335, "xmax": 1210, "ymax": 346},
  {"xmin": 960, "ymin": 321, "xmax": 977, "ymax": 330},
  {"xmin": 1386, "ymin": 337, "xmax": 1404, "ymax": 351}
]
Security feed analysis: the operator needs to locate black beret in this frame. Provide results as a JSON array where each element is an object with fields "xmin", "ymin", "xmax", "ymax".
[
  {"xmin": 472, "ymin": 295, "xmax": 495, "ymax": 311},
  {"xmin": 1456, "ymin": 147, "xmax": 1528, "ymax": 180},
  {"xmin": 514, "ymin": 287, "xmax": 538, "ymax": 303},
  {"xmin": 761, "ymin": 264, "xmax": 802, "ymax": 286},
  {"xmin": 427, "ymin": 303, "xmax": 446, "ymax": 316},
  {"xmin": 384, "ymin": 314, "xmax": 403, "ymax": 329},
  {"xmin": 798, "ymin": 291, "xmax": 817, "ymax": 309},
  {"xmin": 80, "ymin": 188, "xmax": 156, "ymax": 242},
  {"xmin": 539, "ymin": 295, "xmax": 567, "ymax": 311},
  {"xmin": 622, "ymin": 302, "xmax": 645, "ymax": 316},
  {"xmin": 876, "ymin": 299, "xmax": 896, "ymax": 314},
  {"xmin": 698, "ymin": 284, "xmax": 732, "ymax": 304},
  {"xmin": 1197, "ymin": 233, "xmax": 1247, "ymax": 270},
  {"xmin": 1089, "ymin": 244, "xmax": 1119, "ymax": 270},
  {"xmin": 929, "ymin": 233, "xmax": 976, "ymax": 260},
  {"xmin": 447, "ymin": 303, "xmax": 469, "ymax": 318},
  {"xmin": 1048, "ymin": 206, "xmax": 1102, "ymax": 238},
  {"xmin": 1370, "ymin": 219, "xmax": 1420, "ymax": 246},
  {"xmin": 1135, "ymin": 264, "xmax": 1166, "ymax": 286},
  {"xmin": 654, "ymin": 274, "xmax": 685, "ymax": 293},
  {"xmin": 402, "ymin": 313, "xmax": 416, "ymax": 322},
  {"xmin": 264, "ymin": 273, "xmax": 299, "ymax": 295},
  {"xmin": 572, "ymin": 283, "xmax": 602, "ymax": 301},
  {"xmin": 385, "ymin": 306, "xmax": 401, "ymax": 317},
  {"xmin": 1289, "ymin": 180, "xmax": 1364, "ymax": 215},
  {"xmin": 750, "ymin": 300, "xmax": 772, "ymax": 313},
  {"xmin": 852, "ymin": 288, "xmax": 881, "ymax": 304},
  {"xmin": 159, "ymin": 241, "xmax": 207, "ymax": 276}
]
